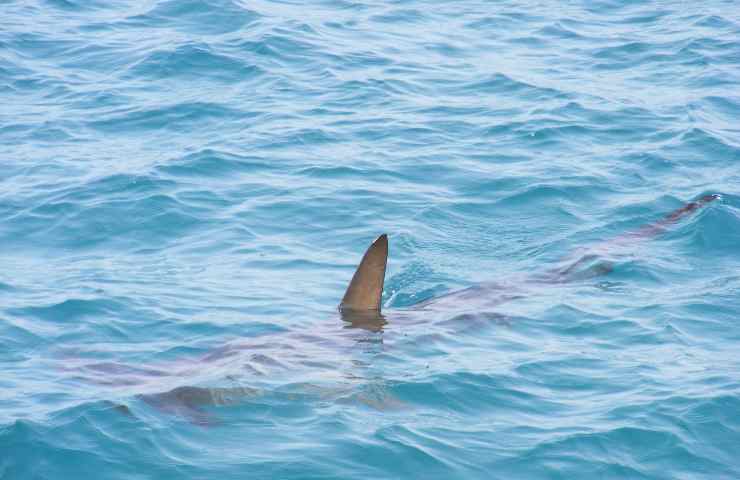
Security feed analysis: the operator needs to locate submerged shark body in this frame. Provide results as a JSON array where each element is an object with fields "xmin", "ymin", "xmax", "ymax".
[
  {"xmin": 84, "ymin": 194, "xmax": 719, "ymax": 423},
  {"xmin": 343, "ymin": 194, "xmax": 720, "ymax": 319}
]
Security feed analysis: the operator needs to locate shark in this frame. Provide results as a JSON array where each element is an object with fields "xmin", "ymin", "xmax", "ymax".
[
  {"xmin": 84, "ymin": 194, "xmax": 719, "ymax": 424},
  {"xmin": 340, "ymin": 193, "xmax": 721, "ymax": 320}
]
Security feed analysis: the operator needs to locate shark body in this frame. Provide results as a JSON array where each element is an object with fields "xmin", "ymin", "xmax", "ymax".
[
  {"xmin": 86, "ymin": 194, "xmax": 719, "ymax": 423},
  {"xmin": 341, "ymin": 194, "xmax": 720, "ymax": 321}
]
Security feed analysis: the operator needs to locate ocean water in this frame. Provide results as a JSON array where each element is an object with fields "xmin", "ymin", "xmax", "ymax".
[{"xmin": 1, "ymin": 0, "xmax": 739, "ymax": 478}]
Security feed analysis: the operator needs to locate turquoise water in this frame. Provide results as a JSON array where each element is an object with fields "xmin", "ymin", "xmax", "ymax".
[{"xmin": 2, "ymin": 0, "xmax": 740, "ymax": 478}]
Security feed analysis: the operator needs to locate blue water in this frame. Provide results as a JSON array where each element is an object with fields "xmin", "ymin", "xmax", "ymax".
[{"xmin": 2, "ymin": 0, "xmax": 739, "ymax": 478}]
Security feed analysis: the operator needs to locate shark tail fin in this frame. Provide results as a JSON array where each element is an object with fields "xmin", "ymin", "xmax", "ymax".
[{"xmin": 339, "ymin": 234, "xmax": 388, "ymax": 312}]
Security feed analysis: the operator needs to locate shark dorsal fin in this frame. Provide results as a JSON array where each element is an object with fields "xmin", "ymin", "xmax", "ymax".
[{"xmin": 339, "ymin": 234, "xmax": 388, "ymax": 312}]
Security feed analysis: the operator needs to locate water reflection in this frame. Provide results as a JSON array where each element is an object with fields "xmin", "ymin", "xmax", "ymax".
[{"xmin": 340, "ymin": 309, "xmax": 387, "ymax": 332}]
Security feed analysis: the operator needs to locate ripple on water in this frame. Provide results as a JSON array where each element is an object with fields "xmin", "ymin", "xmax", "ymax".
[
  {"xmin": 124, "ymin": 43, "xmax": 263, "ymax": 83},
  {"xmin": 124, "ymin": 0, "xmax": 260, "ymax": 35}
]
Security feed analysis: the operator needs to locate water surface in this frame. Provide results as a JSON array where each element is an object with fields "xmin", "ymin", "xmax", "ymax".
[{"xmin": 1, "ymin": 0, "xmax": 739, "ymax": 478}]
